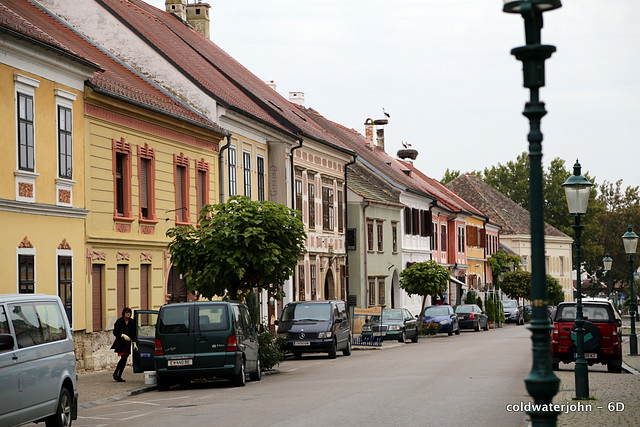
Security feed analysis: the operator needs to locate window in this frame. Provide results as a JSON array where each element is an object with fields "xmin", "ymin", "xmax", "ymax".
[
  {"xmin": 310, "ymin": 264, "xmax": 317, "ymax": 300},
  {"xmin": 559, "ymin": 256, "xmax": 564, "ymax": 276},
  {"xmin": 9, "ymin": 302, "xmax": 66, "ymax": 348},
  {"xmin": 298, "ymin": 264, "xmax": 305, "ymax": 301},
  {"xmin": 174, "ymin": 153, "xmax": 190, "ymax": 223},
  {"xmin": 441, "ymin": 224, "xmax": 447, "ymax": 252},
  {"xmin": 17, "ymin": 93, "xmax": 35, "ymax": 172},
  {"xmin": 138, "ymin": 144, "xmax": 156, "ymax": 221},
  {"xmin": 322, "ymin": 186, "xmax": 334, "ymax": 231},
  {"xmin": 140, "ymin": 264, "xmax": 150, "ymax": 311},
  {"xmin": 367, "ymin": 221, "xmax": 374, "ymax": 251},
  {"xmin": 420, "ymin": 210, "xmax": 432, "ymax": 237},
  {"xmin": 257, "ymin": 156, "xmax": 265, "ymax": 201},
  {"xmin": 377, "ymin": 222, "xmax": 384, "ymax": 251},
  {"xmin": 392, "ymin": 223, "xmax": 398, "ymax": 253},
  {"xmin": 337, "ymin": 189, "xmax": 344, "ymax": 232},
  {"xmin": 432, "ymin": 221, "xmax": 438, "ymax": 251},
  {"xmin": 308, "ymin": 181, "xmax": 315, "ymax": 229},
  {"xmin": 92, "ymin": 264, "xmax": 103, "ymax": 331},
  {"xmin": 57, "ymin": 106, "xmax": 72, "ymax": 179},
  {"xmin": 243, "ymin": 151, "xmax": 251, "ymax": 196},
  {"xmin": 113, "ymin": 138, "xmax": 133, "ymax": 218},
  {"xmin": 117, "ymin": 264, "xmax": 127, "ymax": 310},
  {"xmin": 19, "ymin": 255, "xmax": 35, "ymax": 294},
  {"xmin": 196, "ymin": 159, "xmax": 209, "ymax": 214},
  {"xmin": 58, "ymin": 256, "xmax": 72, "ymax": 325},
  {"xmin": 412, "ymin": 208, "xmax": 419, "ymax": 236},
  {"xmin": 378, "ymin": 279, "xmax": 385, "ymax": 306},
  {"xmin": 458, "ymin": 225, "xmax": 465, "ymax": 253},
  {"xmin": 368, "ymin": 278, "xmax": 376, "ymax": 306},
  {"xmin": 404, "ymin": 207, "xmax": 412, "ymax": 235},
  {"xmin": 228, "ymin": 146, "xmax": 237, "ymax": 196},
  {"xmin": 295, "ymin": 179, "xmax": 303, "ymax": 212}
]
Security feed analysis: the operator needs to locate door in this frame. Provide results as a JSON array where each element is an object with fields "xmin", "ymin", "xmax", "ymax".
[
  {"xmin": 194, "ymin": 304, "xmax": 231, "ymax": 370},
  {"xmin": 133, "ymin": 310, "xmax": 158, "ymax": 373},
  {"xmin": 237, "ymin": 305, "xmax": 259, "ymax": 372}
]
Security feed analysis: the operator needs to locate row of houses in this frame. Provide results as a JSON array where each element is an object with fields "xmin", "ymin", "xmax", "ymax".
[{"xmin": 0, "ymin": 0, "xmax": 573, "ymax": 371}]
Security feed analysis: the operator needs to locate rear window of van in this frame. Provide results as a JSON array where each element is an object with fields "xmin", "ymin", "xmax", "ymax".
[{"xmin": 159, "ymin": 305, "xmax": 190, "ymax": 334}]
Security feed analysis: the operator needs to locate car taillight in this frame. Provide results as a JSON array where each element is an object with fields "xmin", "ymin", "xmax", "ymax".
[
  {"xmin": 468, "ymin": 313, "xmax": 475, "ymax": 319},
  {"xmin": 227, "ymin": 334, "xmax": 238, "ymax": 352},
  {"xmin": 553, "ymin": 323, "xmax": 559, "ymax": 338},
  {"xmin": 155, "ymin": 339, "xmax": 164, "ymax": 356}
]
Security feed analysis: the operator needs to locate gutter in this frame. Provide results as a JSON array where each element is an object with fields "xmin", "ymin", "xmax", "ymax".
[
  {"xmin": 219, "ymin": 134, "xmax": 232, "ymax": 203},
  {"xmin": 343, "ymin": 156, "xmax": 357, "ymax": 307},
  {"xmin": 289, "ymin": 138, "xmax": 303, "ymax": 210}
]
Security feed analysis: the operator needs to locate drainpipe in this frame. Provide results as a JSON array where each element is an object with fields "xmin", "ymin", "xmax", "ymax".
[
  {"xmin": 343, "ymin": 156, "xmax": 356, "ymax": 308},
  {"xmin": 218, "ymin": 134, "xmax": 232, "ymax": 203},
  {"xmin": 363, "ymin": 200, "xmax": 371, "ymax": 308},
  {"xmin": 289, "ymin": 138, "xmax": 303, "ymax": 302}
]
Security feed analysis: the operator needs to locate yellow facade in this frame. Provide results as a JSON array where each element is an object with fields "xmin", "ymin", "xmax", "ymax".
[{"xmin": 465, "ymin": 216, "xmax": 488, "ymax": 295}]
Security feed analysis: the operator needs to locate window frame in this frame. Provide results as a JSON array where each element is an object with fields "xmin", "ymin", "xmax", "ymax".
[
  {"xmin": 174, "ymin": 153, "xmax": 190, "ymax": 224},
  {"xmin": 196, "ymin": 159, "xmax": 210, "ymax": 215},
  {"xmin": 257, "ymin": 155, "xmax": 265, "ymax": 201},
  {"xmin": 57, "ymin": 252, "xmax": 73, "ymax": 326},
  {"xmin": 112, "ymin": 138, "xmax": 133, "ymax": 220},
  {"xmin": 243, "ymin": 151, "xmax": 251, "ymax": 197},
  {"xmin": 228, "ymin": 146, "xmax": 237, "ymax": 196},
  {"xmin": 138, "ymin": 144, "xmax": 157, "ymax": 222},
  {"xmin": 18, "ymin": 252, "xmax": 36, "ymax": 294}
]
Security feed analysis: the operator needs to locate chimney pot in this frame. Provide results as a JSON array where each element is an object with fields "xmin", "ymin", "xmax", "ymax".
[{"xmin": 289, "ymin": 91, "xmax": 305, "ymax": 106}]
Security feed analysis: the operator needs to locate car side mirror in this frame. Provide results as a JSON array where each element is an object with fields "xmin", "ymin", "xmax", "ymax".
[
  {"xmin": 616, "ymin": 319, "xmax": 622, "ymax": 327},
  {"xmin": 274, "ymin": 319, "xmax": 279, "ymax": 326},
  {"xmin": 0, "ymin": 334, "xmax": 15, "ymax": 351}
]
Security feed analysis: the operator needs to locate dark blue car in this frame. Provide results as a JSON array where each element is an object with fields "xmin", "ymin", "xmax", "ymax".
[{"xmin": 422, "ymin": 305, "xmax": 460, "ymax": 336}]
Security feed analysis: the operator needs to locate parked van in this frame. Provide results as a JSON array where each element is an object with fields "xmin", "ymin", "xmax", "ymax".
[
  {"xmin": 0, "ymin": 294, "xmax": 78, "ymax": 426},
  {"xmin": 276, "ymin": 300, "xmax": 352, "ymax": 359},
  {"xmin": 133, "ymin": 301, "xmax": 260, "ymax": 390}
]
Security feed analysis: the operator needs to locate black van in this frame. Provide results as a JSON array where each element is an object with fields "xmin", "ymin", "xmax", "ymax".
[
  {"xmin": 133, "ymin": 301, "xmax": 260, "ymax": 390},
  {"xmin": 276, "ymin": 300, "xmax": 351, "ymax": 359}
]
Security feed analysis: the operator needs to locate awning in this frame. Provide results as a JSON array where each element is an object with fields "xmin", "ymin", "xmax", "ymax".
[{"xmin": 450, "ymin": 275, "xmax": 467, "ymax": 290}]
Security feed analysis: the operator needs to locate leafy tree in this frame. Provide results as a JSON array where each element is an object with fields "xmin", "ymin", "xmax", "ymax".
[
  {"xmin": 500, "ymin": 270, "xmax": 531, "ymax": 301},
  {"xmin": 399, "ymin": 260, "xmax": 449, "ymax": 317},
  {"xmin": 546, "ymin": 275, "xmax": 564, "ymax": 306},
  {"xmin": 166, "ymin": 195, "xmax": 306, "ymax": 301},
  {"xmin": 464, "ymin": 290, "xmax": 477, "ymax": 304},
  {"xmin": 487, "ymin": 250, "xmax": 521, "ymax": 284},
  {"xmin": 441, "ymin": 169, "xmax": 461, "ymax": 185}
]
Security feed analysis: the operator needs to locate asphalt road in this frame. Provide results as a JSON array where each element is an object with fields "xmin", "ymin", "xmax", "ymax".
[{"xmin": 71, "ymin": 324, "xmax": 535, "ymax": 427}]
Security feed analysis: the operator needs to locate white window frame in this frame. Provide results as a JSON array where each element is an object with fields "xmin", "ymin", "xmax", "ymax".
[
  {"xmin": 16, "ymin": 247, "xmax": 37, "ymax": 294},
  {"xmin": 14, "ymin": 74, "xmax": 40, "ymax": 203},
  {"xmin": 55, "ymin": 89, "xmax": 77, "ymax": 207},
  {"xmin": 56, "ymin": 249, "xmax": 74, "ymax": 326}
]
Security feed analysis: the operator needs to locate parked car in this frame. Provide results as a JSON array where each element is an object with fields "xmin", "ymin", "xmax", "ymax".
[
  {"xmin": 422, "ymin": 305, "xmax": 460, "ymax": 336},
  {"xmin": 361, "ymin": 308, "xmax": 419, "ymax": 343},
  {"xmin": 550, "ymin": 300, "xmax": 623, "ymax": 373},
  {"xmin": 502, "ymin": 300, "xmax": 524, "ymax": 325},
  {"xmin": 134, "ymin": 300, "xmax": 261, "ymax": 390},
  {"xmin": 454, "ymin": 304, "xmax": 489, "ymax": 331},
  {"xmin": 0, "ymin": 294, "xmax": 78, "ymax": 426},
  {"xmin": 276, "ymin": 300, "xmax": 351, "ymax": 359}
]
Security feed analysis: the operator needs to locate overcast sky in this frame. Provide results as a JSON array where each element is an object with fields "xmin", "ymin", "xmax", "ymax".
[{"xmin": 145, "ymin": 0, "xmax": 640, "ymax": 191}]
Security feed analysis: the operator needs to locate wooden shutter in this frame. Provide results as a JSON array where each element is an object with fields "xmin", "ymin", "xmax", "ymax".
[
  {"xmin": 92, "ymin": 264, "xmax": 103, "ymax": 331},
  {"xmin": 337, "ymin": 190, "xmax": 344, "ymax": 232},
  {"xmin": 479, "ymin": 229, "xmax": 486, "ymax": 248},
  {"xmin": 117, "ymin": 264, "xmax": 126, "ymax": 311},
  {"xmin": 404, "ymin": 207, "xmax": 412, "ymax": 235},
  {"xmin": 140, "ymin": 264, "xmax": 149, "ymax": 310},
  {"xmin": 140, "ymin": 158, "xmax": 149, "ymax": 212},
  {"xmin": 322, "ymin": 187, "xmax": 329, "ymax": 230}
]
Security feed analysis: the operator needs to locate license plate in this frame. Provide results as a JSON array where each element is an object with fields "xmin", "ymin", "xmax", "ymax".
[
  {"xmin": 168, "ymin": 358, "xmax": 193, "ymax": 366},
  {"xmin": 293, "ymin": 341, "xmax": 310, "ymax": 346},
  {"xmin": 373, "ymin": 332, "xmax": 386, "ymax": 337},
  {"xmin": 574, "ymin": 353, "xmax": 597, "ymax": 359}
]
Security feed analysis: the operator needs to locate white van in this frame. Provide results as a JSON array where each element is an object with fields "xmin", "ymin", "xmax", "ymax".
[{"xmin": 0, "ymin": 294, "xmax": 78, "ymax": 426}]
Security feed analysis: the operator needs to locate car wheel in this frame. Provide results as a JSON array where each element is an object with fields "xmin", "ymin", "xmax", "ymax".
[
  {"xmin": 454, "ymin": 322, "xmax": 460, "ymax": 335},
  {"xmin": 399, "ymin": 330, "xmax": 407, "ymax": 343},
  {"xmin": 45, "ymin": 387, "xmax": 72, "ymax": 427},
  {"xmin": 328, "ymin": 339, "xmax": 337, "ymax": 359},
  {"xmin": 607, "ymin": 362, "xmax": 622, "ymax": 373},
  {"xmin": 342, "ymin": 337, "xmax": 352, "ymax": 356},
  {"xmin": 293, "ymin": 352, "xmax": 303, "ymax": 359},
  {"xmin": 156, "ymin": 374, "xmax": 171, "ymax": 391},
  {"xmin": 232, "ymin": 360, "xmax": 246, "ymax": 387},
  {"xmin": 474, "ymin": 321, "xmax": 480, "ymax": 332},
  {"xmin": 249, "ymin": 357, "xmax": 262, "ymax": 381},
  {"xmin": 552, "ymin": 361, "xmax": 560, "ymax": 371},
  {"xmin": 411, "ymin": 329, "xmax": 418, "ymax": 343},
  {"xmin": 448, "ymin": 326, "xmax": 453, "ymax": 336},
  {"xmin": 483, "ymin": 320, "xmax": 489, "ymax": 331}
]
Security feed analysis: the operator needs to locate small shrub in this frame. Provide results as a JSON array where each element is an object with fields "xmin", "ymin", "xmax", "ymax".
[
  {"xmin": 464, "ymin": 291, "xmax": 477, "ymax": 304},
  {"xmin": 476, "ymin": 296, "xmax": 483, "ymax": 310},
  {"xmin": 258, "ymin": 329, "xmax": 287, "ymax": 371},
  {"xmin": 419, "ymin": 321, "xmax": 441, "ymax": 336}
]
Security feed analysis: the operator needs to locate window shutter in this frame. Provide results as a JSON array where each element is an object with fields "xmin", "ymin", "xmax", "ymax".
[
  {"xmin": 412, "ymin": 208, "xmax": 419, "ymax": 235},
  {"xmin": 140, "ymin": 159, "xmax": 148, "ymax": 210},
  {"xmin": 480, "ymin": 229, "xmax": 486, "ymax": 248},
  {"xmin": 322, "ymin": 187, "xmax": 329, "ymax": 230},
  {"xmin": 404, "ymin": 207, "xmax": 412, "ymax": 235},
  {"xmin": 117, "ymin": 265, "xmax": 126, "ymax": 311},
  {"xmin": 140, "ymin": 264, "xmax": 149, "ymax": 311},
  {"xmin": 92, "ymin": 265, "xmax": 103, "ymax": 331}
]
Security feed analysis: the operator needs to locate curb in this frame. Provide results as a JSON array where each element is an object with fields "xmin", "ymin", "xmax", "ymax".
[{"xmin": 78, "ymin": 385, "xmax": 156, "ymax": 410}]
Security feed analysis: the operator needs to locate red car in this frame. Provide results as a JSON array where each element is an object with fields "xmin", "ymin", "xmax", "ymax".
[{"xmin": 550, "ymin": 299, "xmax": 623, "ymax": 373}]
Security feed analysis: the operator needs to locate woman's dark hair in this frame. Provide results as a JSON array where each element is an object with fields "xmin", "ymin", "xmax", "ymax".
[{"xmin": 121, "ymin": 307, "xmax": 132, "ymax": 317}]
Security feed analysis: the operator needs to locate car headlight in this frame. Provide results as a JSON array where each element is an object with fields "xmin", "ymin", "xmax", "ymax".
[
  {"xmin": 362, "ymin": 325, "xmax": 372, "ymax": 332},
  {"xmin": 318, "ymin": 332, "xmax": 332, "ymax": 338},
  {"xmin": 388, "ymin": 325, "xmax": 401, "ymax": 331},
  {"xmin": 439, "ymin": 319, "xmax": 449, "ymax": 325}
]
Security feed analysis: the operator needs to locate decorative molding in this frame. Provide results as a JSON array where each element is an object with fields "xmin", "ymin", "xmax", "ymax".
[
  {"xmin": 140, "ymin": 225, "xmax": 155, "ymax": 235},
  {"xmin": 57, "ymin": 238, "xmax": 72, "ymax": 250},
  {"xmin": 91, "ymin": 250, "xmax": 106, "ymax": 261},
  {"xmin": 116, "ymin": 251, "xmax": 130, "ymax": 261},
  {"xmin": 58, "ymin": 189, "xmax": 71, "ymax": 204},
  {"xmin": 19, "ymin": 182, "xmax": 33, "ymax": 198},
  {"xmin": 140, "ymin": 252, "xmax": 153, "ymax": 262},
  {"xmin": 115, "ymin": 223, "xmax": 131, "ymax": 233},
  {"xmin": 18, "ymin": 236, "xmax": 33, "ymax": 248}
]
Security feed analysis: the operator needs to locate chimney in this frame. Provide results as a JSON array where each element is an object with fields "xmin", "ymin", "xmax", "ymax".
[
  {"xmin": 289, "ymin": 92, "xmax": 305, "ymax": 106},
  {"xmin": 364, "ymin": 118, "xmax": 374, "ymax": 145},
  {"xmin": 165, "ymin": 0, "xmax": 187, "ymax": 21},
  {"xmin": 186, "ymin": 3, "xmax": 211, "ymax": 39},
  {"xmin": 264, "ymin": 80, "xmax": 277, "ymax": 91},
  {"xmin": 374, "ymin": 118, "xmax": 388, "ymax": 151}
]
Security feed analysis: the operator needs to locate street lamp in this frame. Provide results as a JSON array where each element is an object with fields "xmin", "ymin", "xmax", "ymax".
[
  {"xmin": 603, "ymin": 253, "xmax": 613, "ymax": 298},
  {"xmin": 503, "ymin": 1, "xmax": 562, "ymax": 424},
  {"xmin": 562, "ymin": 160, "xmax": 593, "ymax": 400},
  {"xmin": 622, "ymin": 224, "xmax": 638, "ymax": 355}
]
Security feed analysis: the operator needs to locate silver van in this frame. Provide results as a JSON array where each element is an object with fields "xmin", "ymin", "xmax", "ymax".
[{"xmin": 0, "ymin": 294, "xmax": 78, "ymax": 426}]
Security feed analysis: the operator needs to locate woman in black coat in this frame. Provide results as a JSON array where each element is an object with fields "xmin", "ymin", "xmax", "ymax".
[{"xmin": 111, "ymin": 307, "xmax": 137, "ymax": 382}]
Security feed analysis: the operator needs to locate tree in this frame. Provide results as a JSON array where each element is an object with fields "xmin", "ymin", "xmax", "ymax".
[
  {"xmin": 399, "ymin": 260, "xmax": 449, "ymax": 317},
  {"xmin": 441, "ymin": 169, "xmax": 461, "ymax": 185},
  {"xmin": 166, "ymin": 195, "xmax": 307, "ymax": 301},
  {"xmin": 546, "ymin": 275, "xmax": 565, "ymax": 306},
  {"xmin": 500, "ymin": 270, "xmax": 531, "ymax": 301},
  {"xmin": 487, "ymin": 250, "xmax": 521, "ymax": 284}
]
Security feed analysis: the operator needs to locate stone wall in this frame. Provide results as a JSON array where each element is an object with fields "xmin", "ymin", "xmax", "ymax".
[{"xmin": 74, "ymin": 330, "xmax": 122, "ymax": 372}]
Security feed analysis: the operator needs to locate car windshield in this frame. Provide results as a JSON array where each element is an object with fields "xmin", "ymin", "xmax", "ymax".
[
  {"xmin": 281, "ymin": 304, "xmax": 331, "ymax": 321},
  {"xmin": 502, "ymin": 301, "xmax": 517, "ymax": 308},
  {"xmin": 381, "ymin": 310, "xmax": 404, "ymax": 321},
  {"xmin": 455, "ymin": 306, "xmax": 475, "ymax": 313},
  {"xmin": 424, "ymin": 307, "xmax": 449, "ymax": 317}
]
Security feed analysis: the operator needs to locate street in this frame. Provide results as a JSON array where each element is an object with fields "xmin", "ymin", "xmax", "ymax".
[{"xmin": 73, "ymin": 325, "xmax": 534, "ymax": 427}]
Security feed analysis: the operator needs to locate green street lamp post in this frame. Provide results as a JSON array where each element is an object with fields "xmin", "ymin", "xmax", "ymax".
[
  {"xmin": 503, "ymin": 0, "xmax": 562, "ymax": 424},
  {"xmin": 622, "ymin": 225, "xmax": 638, "ymax": 355},
  {"xmin": 562, "ymin": 161, "xmax": 593, "ymax": 399},
  {"xmin": 603, "ymin": 254, "xmax": 613, "ymax": 297}
]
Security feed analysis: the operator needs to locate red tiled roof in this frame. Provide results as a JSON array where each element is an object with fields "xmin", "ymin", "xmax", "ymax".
[
  {"xmin": 105, "ymin": 0, "xmax": 352, "ymax": 152},
  {"xmin": 1, "ymin": 0, "xmax": 222, "ymax": 132}
]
